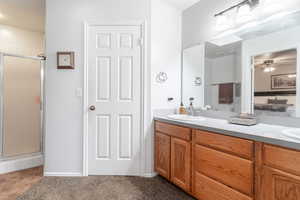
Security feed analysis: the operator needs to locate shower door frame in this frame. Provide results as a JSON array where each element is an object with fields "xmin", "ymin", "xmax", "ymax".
[{"xmin": 0, "ymin": 52, "xmax": 45, "ymax": 160}]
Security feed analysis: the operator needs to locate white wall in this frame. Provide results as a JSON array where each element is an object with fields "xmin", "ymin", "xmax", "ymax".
[
  {"xmin": 45, "ymin": 0, "xmax": 150, "ymax": 175},
  {"xmin": 210, "ymin": 55, "xmax": 236, "ymax": 84},
  {"xmin": 151, "ymin": 0, "xmax": 182, "ymax": 110},
  {"xmin": 148, "ymin": 0, "xmax": 182, "ymax": 175}
]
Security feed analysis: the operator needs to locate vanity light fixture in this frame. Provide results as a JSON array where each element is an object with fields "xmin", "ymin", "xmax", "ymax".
[
  {"xmin": 214, "ymin": 0, "xmax": 259, "ymax": 31},
  {"xmin": 214, "ymin": 0, "xmax": 298, "ymax": 37},
  {"xmin": 212, "ymin": 9, "xmax": 295, "ymax": 43}
]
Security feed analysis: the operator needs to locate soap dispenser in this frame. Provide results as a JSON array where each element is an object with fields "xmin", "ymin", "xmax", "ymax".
[{"xmin": 179, "ymin": 102, "xmax": 187, "ymax": 114}]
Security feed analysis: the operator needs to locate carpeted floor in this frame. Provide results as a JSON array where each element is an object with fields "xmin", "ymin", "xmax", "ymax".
[{"xmin": 17, "ymin": 175, "xmax": 195, "ymax": 200}]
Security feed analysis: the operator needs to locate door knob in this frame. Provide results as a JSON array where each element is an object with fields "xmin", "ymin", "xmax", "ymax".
[{"xmin": 89, "ymin": 105, "xmax": 96, "ymax": 111}]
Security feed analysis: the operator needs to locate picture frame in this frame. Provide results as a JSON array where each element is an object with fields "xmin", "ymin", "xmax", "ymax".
[
  {"xmin": 57, "ymin": 52, "xmax": 75, "ymax": 69},
  {"xmin": 271, "ymin": 73, "xmax": 296, "ymax": 90}
]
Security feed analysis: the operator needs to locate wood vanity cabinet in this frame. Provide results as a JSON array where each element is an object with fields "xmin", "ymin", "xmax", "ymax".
[
  {"xmin": 154, "ymin": 121, "xmax": 192, "ymax": 192},
  {"xmin": 154, "ymin": 121, "xmax": 300, "ymax": 200},
  {"xmin": 257, "ymin": 144, "xmax": 300, "ymax": 200}
]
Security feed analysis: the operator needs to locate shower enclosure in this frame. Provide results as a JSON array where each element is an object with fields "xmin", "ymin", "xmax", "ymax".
[{"xmin": 0, "ymin": 52, "xmax": 44, "ymax": 172}]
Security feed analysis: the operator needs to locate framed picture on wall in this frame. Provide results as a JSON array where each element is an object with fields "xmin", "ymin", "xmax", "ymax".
[
  {"xmin": 57, "ymin": 52, "xmax": 75, "ymax": 69},
  {"xmin": 271, "ymin": 73, "xmax": 296, "ymax": 90}
]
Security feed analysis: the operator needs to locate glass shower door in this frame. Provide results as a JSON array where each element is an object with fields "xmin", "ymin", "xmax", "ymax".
[{"xmin": 0, "ymin": 54, "xmax": 42, "ymax": 158}]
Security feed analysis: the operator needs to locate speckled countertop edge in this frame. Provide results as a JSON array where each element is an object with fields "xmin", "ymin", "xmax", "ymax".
[{"xmin": 154, "ymin": 116, "xmax": 300, "ymax": 151}]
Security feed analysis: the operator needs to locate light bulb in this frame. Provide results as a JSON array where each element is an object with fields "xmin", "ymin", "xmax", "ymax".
[
  {"xmin": 216, "ymin": 15, "xmax": 231, "ymax": 31},
  {"xmin": 263, "ymin": 0, "xmax": 282, "ymax": 14},
  {"xmin": 288, "ymin": 74, "xmax": 296, "ymax": 78},
  {"xmin": 239, "ymin": 4, "xmax": 251, "ymax": 15},
  {"xmin": 237, "ymin": 4, "xmax": 253, "ymax": 23},
  {"xmin": 264, "ymin": 67, "xmax": 276, "ymax": 72}
]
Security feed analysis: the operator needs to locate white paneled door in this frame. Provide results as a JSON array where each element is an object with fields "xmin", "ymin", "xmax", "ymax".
[{"xmin": 87, "ymin": 25, "xmax": 142, "ymax": 175}]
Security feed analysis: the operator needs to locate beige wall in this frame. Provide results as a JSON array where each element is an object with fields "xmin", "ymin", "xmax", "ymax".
[
  {"xmin": 0, "ymin": 24, "xmax": 44, "ymax": 157},
  {"xmin": 254, "ymin": 63, "xmax": 297, "ymax": 106},
  {"xmin": 255, "ymin": 64, "xmax": 296, "ymax": 92},
  {"xmin": 0, "ymin": 24, "xmax": 44, "ymax": 56}
]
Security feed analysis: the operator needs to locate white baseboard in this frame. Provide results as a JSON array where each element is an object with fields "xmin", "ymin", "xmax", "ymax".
[
  {"xmin": 143, "ymin": 172, "xmax": 157, "ymax": 178},
  {"xmin": 87, "ymin": 169, "xmax": 141, "ymax": 176},
  {"xmin": 44, "ymin": 172, "xmax": 83, "ymax": 177},
  {"xmin": 0, "ymin": 154, "xmax": 43, "ymax": 174},
  {"xmin": 44, "ymin": 172, "xmax": 157, "ymax": 177}
]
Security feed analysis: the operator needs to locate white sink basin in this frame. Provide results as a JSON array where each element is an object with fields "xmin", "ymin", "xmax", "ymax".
[
  {"xmin": 167, "ymin": 114, "xmax": 206, "ymax": 122},
  {"xmin": 282, "ymin": 129, "xmax": 300, "ymax": 140}
]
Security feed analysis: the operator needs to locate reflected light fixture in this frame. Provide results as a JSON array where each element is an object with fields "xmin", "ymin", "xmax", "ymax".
[
  {"xmin": 288, "ymin": 74, "xmax": 296, "ymax": 78},
  {"xmin": 263, "ymin": 66, "xmax": 276, "ymax": 72},
  {"xmin": 263, "ymin": 60, "xmax": 276, "ymax": 73}
]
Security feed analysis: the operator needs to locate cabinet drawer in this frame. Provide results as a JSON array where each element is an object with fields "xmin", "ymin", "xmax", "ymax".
[
  {"xmin": 194, "ymin": 172, "xmax": 253, "ymax": 200},
  {"xmin": 194, "ymin": 144, "xmax": 254, "ymax": 196},
  {"xmin": 155, "ymin": 121, "xmax": 191, "ymax": 141},
  {"xmin": 193, "ymin": 130, "xmax": 254, "ymax": 160},
  {"xmin": 263, "ymin": 144, "xmax": 300, "ymax": 176}
]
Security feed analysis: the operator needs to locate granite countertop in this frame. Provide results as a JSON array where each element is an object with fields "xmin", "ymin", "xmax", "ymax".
[{"xmin": 154, "ymin": 115, "xmax": 300, "ymax": 151}]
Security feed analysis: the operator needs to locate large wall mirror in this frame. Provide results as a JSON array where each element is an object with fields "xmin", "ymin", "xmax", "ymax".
[{"xmin": 182, "ymin": 9, "xmax": 300, "ymax": 120}]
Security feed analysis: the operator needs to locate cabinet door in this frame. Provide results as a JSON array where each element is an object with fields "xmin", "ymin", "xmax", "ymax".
[
  {"xmin": 171, "ymin": 137, "xmax": 191, "ymax": 192},
  {"xmin": 155, "ymin": 132, "xmax": 171, "ymax": 179},
  {"xmin": 262, "ymin": 166, "xmax": 300, "ymax": 200}
]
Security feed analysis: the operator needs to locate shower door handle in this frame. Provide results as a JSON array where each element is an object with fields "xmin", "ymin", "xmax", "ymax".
[{"xmin": 89, "ymin": 105, "xmax": 96, "ymax": 111}]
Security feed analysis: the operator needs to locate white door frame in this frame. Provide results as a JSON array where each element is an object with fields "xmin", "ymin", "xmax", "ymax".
[{"xmin": 83, "ymin": 20, "xmax": 147, "ymax": 176}]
